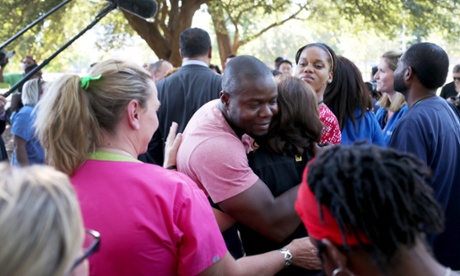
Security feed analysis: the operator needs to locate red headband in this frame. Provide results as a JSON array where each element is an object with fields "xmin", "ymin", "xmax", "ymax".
[{"xmin": 295, "ymin": 164, "xmax": 369, "ymax": 246}]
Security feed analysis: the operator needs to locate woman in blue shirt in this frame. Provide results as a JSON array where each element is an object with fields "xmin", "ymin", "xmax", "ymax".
[
  {"xmin": 374, "ymin": 50, "xmax": 408, "ymax": 145},
  {"xmin": 324, "ymin": 56, "xmax": 385, "ymax": 146},
  {"xmin": 10, "ymin": 78, "xmax": 44, "ymax": 166}
]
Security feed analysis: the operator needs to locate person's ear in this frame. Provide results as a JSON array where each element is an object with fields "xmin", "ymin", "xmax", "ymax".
[
  {"xmin": 321, "ymin": 239, "xmax": 351, "ymax": 274},
  {"xmin": 126, "ymin": 99, "xmax": 141, "ymax": 130},
  {"xmin": 152, "ymin": 70, "xmax": 158, "ymax": 80},
  {"xmin": 405, "ymin": 66, "xmax": 413, "ymax": 81},
  {"xmin": 179, "ymin": 49, "xmax": 183, "ymax": 60},
  {"xmin": 220, "ymin": 91, "xmax": 230, "ymax": 106},
  {"xmin": 208, "ymin": 47, "xmax": 212, "ymax": 59}
]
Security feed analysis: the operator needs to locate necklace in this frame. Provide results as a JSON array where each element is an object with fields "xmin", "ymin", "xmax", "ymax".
[
  {"xmin": 96, "ymin": 146, "xmax": 135, "ymax": 158},
  {"xmin": 414, "ymin": 94, "xmax": 435, "ymax": 106}
]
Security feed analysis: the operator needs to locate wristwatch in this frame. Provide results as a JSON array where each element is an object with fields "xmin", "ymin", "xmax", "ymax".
[{"xmin": 278, "ymin": 248, "xmax": 293, "ymax": 267}]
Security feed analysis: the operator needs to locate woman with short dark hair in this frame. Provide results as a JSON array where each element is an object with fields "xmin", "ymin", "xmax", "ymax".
[{"xmin": 245, "ymin": 76, "xmax": 323, "ymax": 275}]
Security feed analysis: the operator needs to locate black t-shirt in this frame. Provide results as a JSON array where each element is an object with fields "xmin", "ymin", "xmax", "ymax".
[{"xmin": 243, "ymin": 145, "xmax": 318, "ymax": 276}]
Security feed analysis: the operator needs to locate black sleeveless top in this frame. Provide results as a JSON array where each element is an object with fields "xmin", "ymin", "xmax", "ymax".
[{"xmin": 242, "ymin": 145, "xmax": 319, "ymax": 276}]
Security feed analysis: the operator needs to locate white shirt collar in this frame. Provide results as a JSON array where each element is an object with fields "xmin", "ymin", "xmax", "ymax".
[{"xmin": 182, "ymin": 60, "xmax": 208, "ymax": 68}]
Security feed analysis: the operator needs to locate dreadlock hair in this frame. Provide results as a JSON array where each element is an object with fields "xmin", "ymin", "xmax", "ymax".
[{"xmin": 307, "ymin": 144, "xmax": 444, "ymax": 271}]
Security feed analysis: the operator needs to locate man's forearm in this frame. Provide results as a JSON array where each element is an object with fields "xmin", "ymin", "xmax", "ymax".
[
  {"xmin": 267, "ymin": 185, "xmax": 302, "ymax": 241},
  {"xmin": 219, "ymin": 181, "xmax": 302, "ymax": 243}
]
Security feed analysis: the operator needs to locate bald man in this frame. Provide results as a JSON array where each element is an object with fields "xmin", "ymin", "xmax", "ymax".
[
  {"xmin": 149, "ymin": 60, "xmax": 173, "ymax": 83},
  {"xmin": 177, "ymin": 56, "xmax": 319, "ymax": 272}
]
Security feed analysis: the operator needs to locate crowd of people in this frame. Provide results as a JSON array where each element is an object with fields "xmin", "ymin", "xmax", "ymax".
[{"xmin": 0, "ymin": 26, "xmax": 459, "ymax": 276}]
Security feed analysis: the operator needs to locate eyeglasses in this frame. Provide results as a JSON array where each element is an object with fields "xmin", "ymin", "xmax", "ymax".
[
  {"xmin": 72, "ymin": 229, "xmax": 101, "ymax": 269},
  {"xmin": 454, "ymin": 77, "xmax": 460, "ymax": 81}
]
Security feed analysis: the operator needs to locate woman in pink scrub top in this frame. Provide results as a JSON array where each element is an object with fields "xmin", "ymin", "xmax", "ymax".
[{"xmin": 35, "ymin": 58, "xmax": 313, "ymax": 276}]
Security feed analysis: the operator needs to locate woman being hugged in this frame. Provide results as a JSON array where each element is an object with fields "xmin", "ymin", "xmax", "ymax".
[
  {"xmin": 35, "ymin": 59, "xmax": 311, "ymax": 276},
  {"xmin": 374, "ymin": 50, "xmax": 408, "ymax": 145},
  {"xmin": 294, "ymin": 43, "xmax": 341, "ymax": 145},
  {"xmin": 244, "ymin": 76, "xmax": 323, "ymax": 275}
]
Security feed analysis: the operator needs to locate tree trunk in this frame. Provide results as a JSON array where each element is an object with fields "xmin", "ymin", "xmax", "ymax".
[
  {"xmin": 208, "ymin": 3, "xmax": 233, "ymax": 68},
  {"xmin": 122, "ymin": 0, "xmax": 208, "ymax": 67}
]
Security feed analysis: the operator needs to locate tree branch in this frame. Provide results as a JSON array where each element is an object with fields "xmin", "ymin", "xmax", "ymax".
[
  {"xmin": 235, "ymin": 4, "xmax": 260, "ymax": 23},
  {"xmin": 158, "ymin": 0, "xmax": 169, "ymax": 37},
  {"xmin": 238, "ymin": 6, "xmax": 306, "ymax": 47},
  {"xmin": 222, "ymin": 3, "xmax": 238, "ymax": 28}
]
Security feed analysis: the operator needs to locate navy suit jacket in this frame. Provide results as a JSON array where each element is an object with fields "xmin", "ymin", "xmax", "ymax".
[{"xmin": 139, "ymin": 64, "xmax": 222, "ymax": 164}]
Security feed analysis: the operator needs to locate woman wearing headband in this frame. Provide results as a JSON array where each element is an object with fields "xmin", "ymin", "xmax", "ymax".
[
  {"xmin": 295, "ymin": 144, "xmax": 456, "ymax": 276},
  {"xmin": 294, "ymin": 43, "xmax": 341, "ymax": 145},
  {"xmin": 36, "ymin": 58, "xmax": 313, "ymax": 275}
]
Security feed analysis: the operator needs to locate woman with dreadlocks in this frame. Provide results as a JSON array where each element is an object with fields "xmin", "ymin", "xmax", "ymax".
[{"xmin": 295, "ymin": 144, "xmax": 456, "ymax": 276}]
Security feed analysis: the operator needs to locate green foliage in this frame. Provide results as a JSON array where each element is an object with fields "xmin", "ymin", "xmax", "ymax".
[
  {"xmin": 0, "ymin": 0, "xmax": 71, "ymax": 71},
  {"xmin": 2, "ymin": 0, "xmax": 459, "ymax": 73},
  {"xmin": 209, "ymin": 0, "xmax": 307, "ymax": 46},
  {"xmin": 0, "ymin": 0, "xmax": 114, "ymax": 73},
  {"xmin": 0, "ymin": 0, "xmax": 135, "ymax": 73},
  {"xmin": 309, "ymin": 0, "xmax": 460, "ymax": 41},
  {"xmin": 94, "ymin": 9, "xmax": 136, "ymax": 53}
]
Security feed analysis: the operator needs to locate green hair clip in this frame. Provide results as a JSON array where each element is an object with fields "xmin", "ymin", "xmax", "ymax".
[{"xmin": 81, "ymin": 74, "xmax": 102, "ymax": 90}]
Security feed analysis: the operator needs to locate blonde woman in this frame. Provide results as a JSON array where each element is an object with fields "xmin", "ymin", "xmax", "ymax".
[
  {"xmin": 374, "ymin": 50, "xmax": 408, "ymax": 145},
  {"xmin": 0, "ymin": 163, "xmax": 91, "ymax": 276},
  {"xmin": 10, "ymin": 78, "xmax": 45, "ymax": 166},
  {"xmin": 35, "ymin": 58, "xmax": 312, "ymax": 276}
]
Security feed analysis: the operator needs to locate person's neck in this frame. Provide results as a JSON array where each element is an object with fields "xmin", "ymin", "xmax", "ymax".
[
  {"xmin": 389, "ymin": 240, "xmax": 448, "ymax": 276},
  {"xmin": 182, "ymin": 56, "xmax": 210, "ymax": 66},
  {"xmin": 217, "ymin": 102, "xmax": 244, "ymax": 138},
  {"xmin": 387, "ymin": 91, "xmax": 396, "ymax": 102},
  {"xmin": 316, "ymin": 91, "xmax": 324, "ymax": 105},
  {"xmin": 96, "ymin": 146, "xmax": 135, "ymax": 158},
  {"xmin": 407, "ymin": 90, "xmax": 436, "ymax": 107},
  {"xmin": 97, "ymin": 133, "xmax": 137, "ymax": 159},
  {"xmin": 403, "ymin": 85, "xmax": 436, "ymax": 107},
  {"xmin": 347, "ymin": 240, "xmax": 449, "ymax": 276}
]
